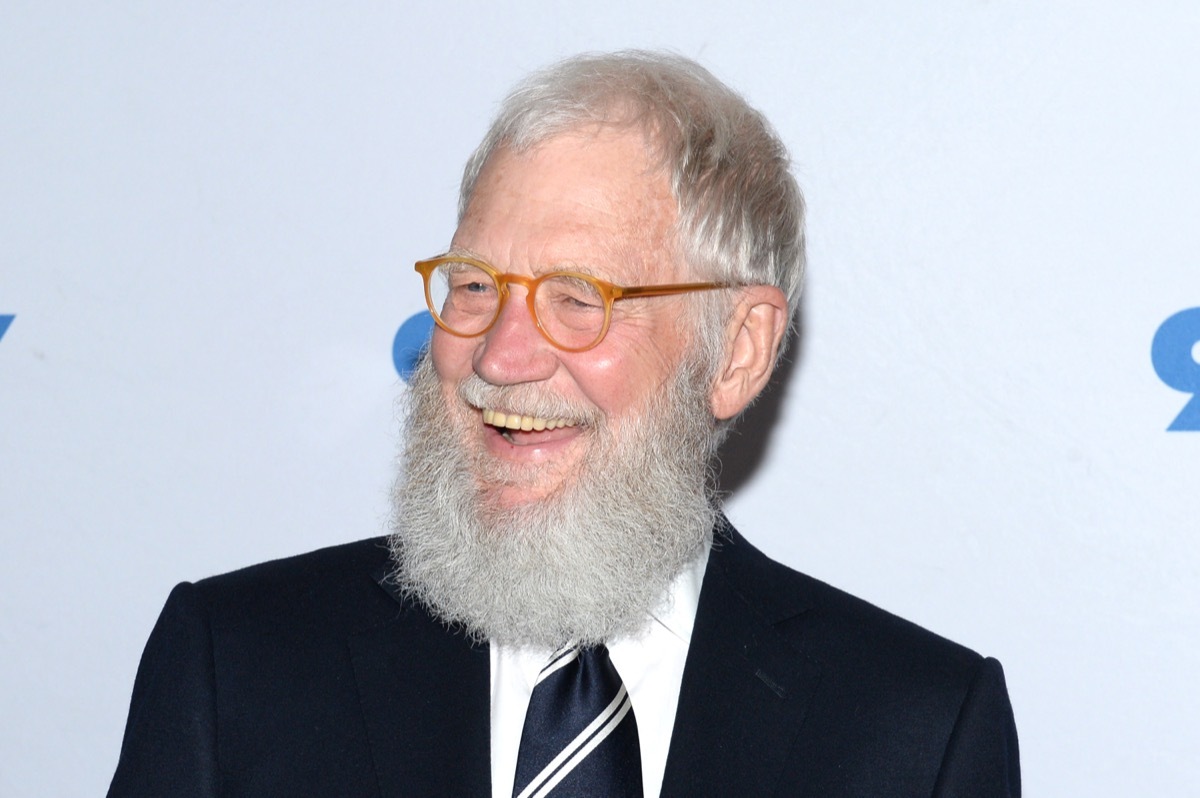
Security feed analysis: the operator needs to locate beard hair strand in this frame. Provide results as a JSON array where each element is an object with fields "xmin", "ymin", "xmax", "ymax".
[{"xmin": 387, "ymin": 354, "xmax": 718, "ymax": 648}]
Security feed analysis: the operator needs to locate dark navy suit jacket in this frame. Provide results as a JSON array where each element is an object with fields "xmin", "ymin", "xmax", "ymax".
[{"xmin": 109, "ymin": 521, "xmax": 1020, "ymax": 796}]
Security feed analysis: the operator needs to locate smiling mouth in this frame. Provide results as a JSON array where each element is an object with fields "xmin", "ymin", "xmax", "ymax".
[{"xmin": 482, "ymin": 408, "xmax": 581, "ymax": 434}]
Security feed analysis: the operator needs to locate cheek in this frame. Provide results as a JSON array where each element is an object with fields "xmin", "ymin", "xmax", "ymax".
[
  {"xmin": 430, "ymin": 330, "xmax": 476, "ymax": 380},
  {"xmin": 563, "ymin": 336, "xmax": 681, "ymax": 416}
]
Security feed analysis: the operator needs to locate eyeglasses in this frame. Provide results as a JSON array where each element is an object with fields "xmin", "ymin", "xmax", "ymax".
[{"xmin": 415, "ymin": 255, "xmax": 742, "ymax": 352}]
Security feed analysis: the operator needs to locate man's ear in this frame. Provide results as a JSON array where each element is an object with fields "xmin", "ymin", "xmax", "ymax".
[{"xmin": 709, "ymin": 285, "xmax": 790, "ymax": 420}]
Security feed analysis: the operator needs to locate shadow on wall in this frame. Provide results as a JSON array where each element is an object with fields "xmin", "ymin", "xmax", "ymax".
[{"xmin": 716, "ymin": 309, "xmax": 806, "ymax": 497}]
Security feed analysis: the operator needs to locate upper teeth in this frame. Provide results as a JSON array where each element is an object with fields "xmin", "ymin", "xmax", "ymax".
[{"xmin": 482, "ymin": 408, "xmax": 577, "ymax": 432}]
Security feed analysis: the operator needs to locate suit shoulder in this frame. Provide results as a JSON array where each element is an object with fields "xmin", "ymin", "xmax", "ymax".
[
  {"xmin": 186, "ymin": 536, "xmax": 397, "ymax": 633},
  {"xmin": 195, "ymin": 536, "xmax": 392, "ymax": 591},
  {"xmin": 714, "ymin": 524, "xmax": 987, "ymax": 681}
]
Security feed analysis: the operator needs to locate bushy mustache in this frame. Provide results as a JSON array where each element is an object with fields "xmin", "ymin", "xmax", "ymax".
[{"xmin": 456, "ymin": 373, "xmax": 605, "ymax": 426}]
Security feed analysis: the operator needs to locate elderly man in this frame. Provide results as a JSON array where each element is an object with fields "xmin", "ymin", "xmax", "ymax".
[{"xmin": 110, "ymin": 52, "xmax": 1019, "ymax": 797}]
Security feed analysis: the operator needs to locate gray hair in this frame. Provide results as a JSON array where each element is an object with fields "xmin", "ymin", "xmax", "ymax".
[
  {"xmin": 458, "ymin": 49, "xmax": 806, "ymax": 306},
  {"xmin": 459, "ymin": 51, "xmax": 807, "ymax": 350}
]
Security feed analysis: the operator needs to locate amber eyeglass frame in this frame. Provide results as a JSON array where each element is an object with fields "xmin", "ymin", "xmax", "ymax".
[{"xmin": 416, "ymin": 255, "xmax": 742, "ymax": 353}]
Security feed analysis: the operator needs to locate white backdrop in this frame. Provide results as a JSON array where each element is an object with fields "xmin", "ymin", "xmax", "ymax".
[{"xmin": 2, "ymin": 2, "xmax": 1198, "ymax": 795}]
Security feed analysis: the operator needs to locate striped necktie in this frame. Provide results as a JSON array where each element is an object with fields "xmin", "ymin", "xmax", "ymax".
[{"xmin": 512, "ymin": 644, "xmax": 644, "ymax": 798}]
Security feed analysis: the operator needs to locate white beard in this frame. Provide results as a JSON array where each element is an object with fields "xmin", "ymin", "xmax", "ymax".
[{"xmin": 388, "ymin": 355, "xmax": 718, "ymax": 648}]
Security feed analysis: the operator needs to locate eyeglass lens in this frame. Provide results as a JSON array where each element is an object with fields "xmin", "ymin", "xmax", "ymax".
[{"xmin": 429, "ymin": 260, "xmax": 607, "ymax": 349}]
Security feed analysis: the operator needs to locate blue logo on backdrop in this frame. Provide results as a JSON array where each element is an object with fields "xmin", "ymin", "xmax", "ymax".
[
  {"xmin": 1152, "ymin": 307, "xmax": 1200, "ymax": 431},
  {"xmin": 393, "ymin": 311, "xmax": 435, "ymax": 381},
  {"xmin": 390, "ymin": 308, "xmax": 1200, "ymax": 428},
  {"xmin": 0, "ymin": 315, "xmax": 14, "ymax": 343}
]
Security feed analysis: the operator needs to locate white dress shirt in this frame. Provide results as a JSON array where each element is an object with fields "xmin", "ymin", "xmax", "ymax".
[{"xmin": 490, "ymin": 551, "xmax": 708, "ymax": 798}]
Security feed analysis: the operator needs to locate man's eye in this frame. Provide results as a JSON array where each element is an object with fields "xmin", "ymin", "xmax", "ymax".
[
  {"xmin": 561, "ymin": 293, "xmax": 601, "ymax": 309},
  {"xmin": 543, "ymin": 277, "xmax": 603, "ymax": 311},
  {"xmin": 444, "ymin": 267, "xmax": 495, "ymax": 294}
]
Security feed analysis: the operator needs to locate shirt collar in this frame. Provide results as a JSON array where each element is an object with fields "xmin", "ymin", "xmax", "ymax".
[{"xmin": 499, "ymin": 547, "xmax": 709, "ymax": 687}]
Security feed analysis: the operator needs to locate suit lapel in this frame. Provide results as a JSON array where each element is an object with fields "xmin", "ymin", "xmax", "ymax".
[
  {"xmin": 660, "ymin": 523, "xmax": 822, "ymax": 798},
  {"xmin": 349, "ymin": 570, "xmax": 491, "ymax": 798}
]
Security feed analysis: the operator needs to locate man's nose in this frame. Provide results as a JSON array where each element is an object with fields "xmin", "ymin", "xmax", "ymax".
[{"xmin": 472, "ymin": 289, "xmax": 559, "ymax": 385}]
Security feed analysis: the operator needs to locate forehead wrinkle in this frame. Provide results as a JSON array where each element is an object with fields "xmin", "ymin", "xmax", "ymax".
[
  {"xmin": 456, "ymin": 128, "xmax": 683, "ymax": 283},
  {"xmin": 569, "ymin": 158, "xmax": 678, "ymax": 285},
  {"xmin": 460, "ymin": 194, "xmax": 678, "ymax": 285},
  {"xmin": 614, "ymin": 191, "xmax": 683, "ymax": 284}
]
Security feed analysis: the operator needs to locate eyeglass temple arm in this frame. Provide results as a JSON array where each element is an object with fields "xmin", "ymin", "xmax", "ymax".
[{"xmin": 614, "ymin": 282, "xmax": 741, "ymax": 300}]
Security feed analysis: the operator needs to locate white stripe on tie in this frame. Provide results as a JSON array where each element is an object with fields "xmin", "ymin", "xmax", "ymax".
[
  {"xmin": 528, "ymin": 693, "xmax": 634, "ymax": 798},
  {"xmin": 514, "ymin": 685, "xmax": 630, "ymax": 798},
  {"xmin": 534, "ymin": 647, "xmax": 579, "ymax": 687}
]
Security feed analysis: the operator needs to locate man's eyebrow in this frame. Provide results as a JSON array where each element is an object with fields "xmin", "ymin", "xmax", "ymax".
[
  {"xmin": 549, "ymin": 262, "xmax": 604, "ymax": 279},
  {"xmin": 441, "ymin": 249, "xmax": 612, "ymax": 281},
  {"xmin": 444, "ymin": 246, "xmax": 485, "ymax": 260}
]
